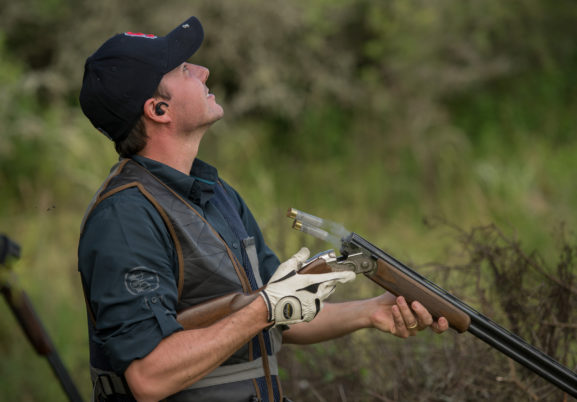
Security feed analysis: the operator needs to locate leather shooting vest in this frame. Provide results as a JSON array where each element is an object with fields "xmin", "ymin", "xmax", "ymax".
[{"xmin": 82, "ymin": 159, "xmax": 284, "ymax": 402}]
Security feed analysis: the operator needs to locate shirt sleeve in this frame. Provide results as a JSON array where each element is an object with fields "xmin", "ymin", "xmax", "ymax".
[
  {"xmin": 220, "ymin": 181, "xmax": 281, "ymax": 283},
  {"xmin": 78, "ymin": 188, "xmax": 183, "ymax": 373}
]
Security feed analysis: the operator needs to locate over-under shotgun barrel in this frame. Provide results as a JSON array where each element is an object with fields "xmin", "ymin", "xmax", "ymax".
[{"xmin": 347, "ymin": 233, "xmax": 577, "ymax": 398}]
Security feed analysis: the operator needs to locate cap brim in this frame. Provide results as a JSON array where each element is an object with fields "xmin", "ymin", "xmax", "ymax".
[{"xmin": 166, "ymin": 16, "xmax": 204, "ymax": 72}]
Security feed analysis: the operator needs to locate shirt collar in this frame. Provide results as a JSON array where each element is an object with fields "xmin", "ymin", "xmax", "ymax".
[{"xmin": 131, "ymin": 156, "xmax": 218, "ymax": 206}]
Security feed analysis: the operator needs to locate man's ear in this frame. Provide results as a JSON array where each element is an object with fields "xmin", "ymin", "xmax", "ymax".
[{"xmin": 143, "ymin": 98, "xmax": 170, "ymax": 122}]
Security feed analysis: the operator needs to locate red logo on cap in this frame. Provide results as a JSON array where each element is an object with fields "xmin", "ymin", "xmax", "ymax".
[{"xmin": 124, "ymin": 32, "xmax": 157, "ymax": 39}]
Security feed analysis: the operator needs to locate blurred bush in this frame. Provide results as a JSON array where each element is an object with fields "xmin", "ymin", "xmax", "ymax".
[{"xmin": 2, "ymin": 0, "xmax": 575, "ymax": 235}]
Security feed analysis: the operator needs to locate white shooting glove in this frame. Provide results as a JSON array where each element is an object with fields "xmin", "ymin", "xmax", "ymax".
[{"xmin": 260, "ymin": 247, "xmax": 356, "ymax": 326}]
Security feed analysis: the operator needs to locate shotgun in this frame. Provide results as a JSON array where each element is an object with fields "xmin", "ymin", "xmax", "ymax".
[
  {"xmin": 0, "ymin": 235, "xmax": 84, "ymax": 402},
  {"xmin": 176, "ymin": 209, "xmax": 577, "ymax": 397}
]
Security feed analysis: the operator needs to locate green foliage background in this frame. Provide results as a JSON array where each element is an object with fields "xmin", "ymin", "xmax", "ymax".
[{"xmin": 1, "ymin": 0, "xmax": 576, "ymax": 400}]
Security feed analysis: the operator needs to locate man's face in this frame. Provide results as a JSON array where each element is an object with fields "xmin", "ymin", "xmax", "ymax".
[{"xmin": 158, "ymin": 62, "xmax": 224, "ymax": 133}]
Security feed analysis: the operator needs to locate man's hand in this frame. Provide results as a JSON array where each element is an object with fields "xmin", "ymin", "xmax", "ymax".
[
  {"xmin": 370, "ymin": 292, "xmax": 449, "ymax": 338},
  {"xmin": 260, "ymin": 247, "xmax": 356, "ymax": 326}
]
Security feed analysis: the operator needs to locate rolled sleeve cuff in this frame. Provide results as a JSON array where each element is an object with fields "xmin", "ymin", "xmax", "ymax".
[{"xmin": 104, "ymin": 305, "xmax": 183, "ymax": 373}]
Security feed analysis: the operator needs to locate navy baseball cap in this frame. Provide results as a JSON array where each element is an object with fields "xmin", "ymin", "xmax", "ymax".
[{"xmin": 79, "ymin": 17, "xmax": 204, "ymax": 142}]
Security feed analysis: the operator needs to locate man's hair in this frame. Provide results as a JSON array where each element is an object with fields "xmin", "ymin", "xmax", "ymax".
[
  {"xmin": 114, "ymin": 85, "xmax": 171, "ymax": 158},
  {"xmin": 115, "ymin": 116, "xmax": 148, "ymax": 157}
]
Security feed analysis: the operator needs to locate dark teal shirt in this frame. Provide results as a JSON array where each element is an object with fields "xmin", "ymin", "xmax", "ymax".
[{"xmin": 78, "ymin": 156, "xmax": 280, "ymax": 373}]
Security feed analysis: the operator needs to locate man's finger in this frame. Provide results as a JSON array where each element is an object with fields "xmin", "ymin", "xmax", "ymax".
[
  {"xmin": 396, "ymin": 296, "xmax": 418, "ymax": 329},
  {"xmin": 293, "ymin": 247, "xmax": 311, "ymax": 264},
  {"xmin": 411, "ymin": 301, "xmax": 433, "ymax": 327},
  {"xmin": 431, "ymin": 317, "xmax": 449, "ymax": 334},
  {"xmin": 391, "ymin": 305, "xmax": 409, "ymax": 337}
]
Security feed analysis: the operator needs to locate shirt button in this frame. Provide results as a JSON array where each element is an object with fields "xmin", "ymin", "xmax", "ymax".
[
  {"xmin": 151, "ymin": 297, "xmax": 158, "ymax": 303},
  {"xmin": 232, "ymin": 242, "xmax": 238, "ymax": 249}
]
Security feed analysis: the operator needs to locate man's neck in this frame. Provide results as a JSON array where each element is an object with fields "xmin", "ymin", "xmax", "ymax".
[{"xmin": 139, "ymin": 129, "xmax": 205, "ymax": 175}]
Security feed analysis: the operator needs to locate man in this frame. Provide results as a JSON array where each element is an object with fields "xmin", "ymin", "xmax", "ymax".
[{"xmin": 78, "ymin": 16, "xmax": 448, "ymax": 402}]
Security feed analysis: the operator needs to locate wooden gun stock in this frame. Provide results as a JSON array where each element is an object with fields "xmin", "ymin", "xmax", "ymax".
[
  {"xmin": 177, "ymin": 292, "xmax": 260, "ymax": 330},
  {"xmin": 176, "ymin": 256, "xmax": 470, "ymax": 333},
  {"xmin": 1, "ymin": 285, "xmax": 54, "ymax": 355}
]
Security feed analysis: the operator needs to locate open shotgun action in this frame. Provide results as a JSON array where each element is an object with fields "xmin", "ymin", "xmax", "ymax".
[{"xmin": 177, "ymin": 209, "xmax": 577, "ymax": 398}]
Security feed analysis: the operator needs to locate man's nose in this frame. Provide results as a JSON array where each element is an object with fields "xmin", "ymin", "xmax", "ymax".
[{"xmin": 191, "ymin": 64, "xmax": 210, "ymax": 82}]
